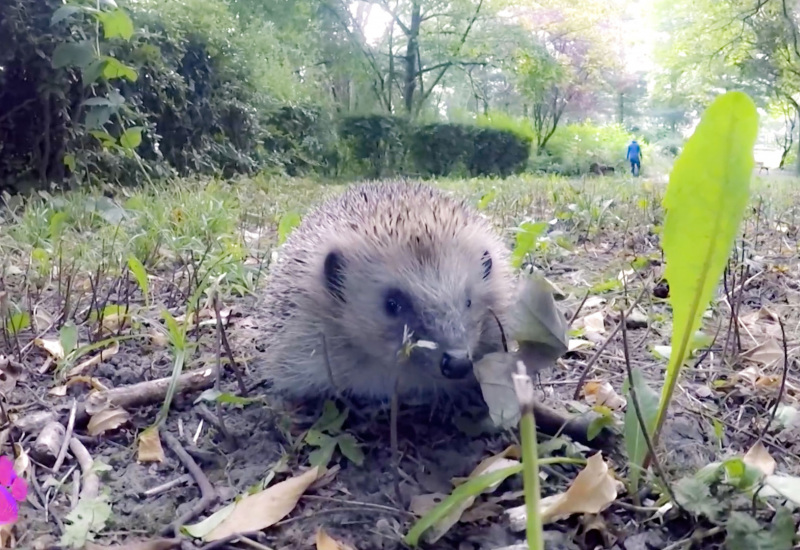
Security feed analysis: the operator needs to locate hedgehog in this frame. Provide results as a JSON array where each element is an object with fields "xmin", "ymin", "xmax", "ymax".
[{"xmin": 254, "ymin": 180, "xmax": 516, "ymax": 403}]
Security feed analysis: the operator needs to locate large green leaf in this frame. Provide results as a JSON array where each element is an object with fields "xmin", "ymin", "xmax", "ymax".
[
  {"xmin": 97, "ymin": 9, "xmax": 135, "ymax": 41},
  {"xmin": 52, "ymin": 41, "xmax": 95, "ymax": 69},
  {"xmin": 655, "ymin": 91, "xmax": 758, "ymax": 434}
]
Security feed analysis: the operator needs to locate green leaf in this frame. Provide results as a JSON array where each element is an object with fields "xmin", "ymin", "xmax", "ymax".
[
  {"xmin": 586, "ymin": 412, "xmax": 616, "ymax": 441},
  {"xmin": 85, "ymin": 106, "xmax": 114, "ymax": 130},
  {"xmin": 336, "ymin": 434, "xmax": 364, "ymax": 466},
  {"xmin": 52, "ymin": 41, "xmax": 95, "ymax": 69},
  {"xmin": 6, "ymin": 311, "xmax": 30, "ymax": 336},
  {"xmin": 622, "ymin": 367, "xmax": 660, "ymax": 492},
  {"xmin": 511, "ymin": 221, "xmax": 548, "ymax": 268},
  {"xmin": 673, "ymin": 475, "xmax": 725, "ymax": 521},
  {"xmin": 307, "ymin": 435, "xmax": 337, "ymax": 468},
  {"xmin": 477, "ymin": 189, "xmax": 496, "ymax": 210},
  {"xmin": 277, "ymin": 212, "xmax": 302, "ymax": 245},
  {"xmin": 96, "ymin": 9, "xmax": 134, "ymax": 41},
  {"xmin": 101, "ymin": 57, "xmax": 138, "ymax": 82},
  {"xmin": 404, "ymin": 464, "xmax": 522, "ymax": 546},
  {"xmin": 51, "ymin": 5, "xmax": 85, "ymax": 26},
  {"xmin": 59, "ymin": 494, "xmax": 113, "ymax": 548},
  {"xmin": 49, "ymin": 211, "xmax": 68, "ymax": 240},
  {"xmin": 62, "ymin": 154, "xmax": 76, "ymax": 172},
  {"xmin": 511, "ymin": 273, "xmax": 568, "ymax": 369},
  {"xmin": 655, "ymin": 91, "xmax": 758, "ymax": 435},
  {"xmin": 119, "ymin": 127, "xmax": 143, "ymax": 150},
  {"xmin": 82, "ymin": 58, "xmax": 107, "ymax": 87},
  {"xmin": 59, "ymin": 322, "xmax": 79, "ymax": 356},
  {"xmin": 127, "ymin": 254, "xmax": 149, "ymax": 304},
  {"xmin": 725, "ymin": 508, "xmax": 795, "ymax": 550}
]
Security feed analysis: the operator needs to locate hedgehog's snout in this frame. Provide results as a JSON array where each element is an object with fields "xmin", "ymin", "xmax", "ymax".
[{"xmin": 440, "ymin": 350, "xmax": 473, "ymax": 379}]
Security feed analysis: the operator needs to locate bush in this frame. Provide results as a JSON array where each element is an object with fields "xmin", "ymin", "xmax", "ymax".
[
  {"xmin": 409, "ymin": 123, "xmax": 531, "ymax": 178},
  {"xmin": 544, "ymin": 122, "xmax": 640, "ymax": 176},
  {"xmin": 338, "ymin": 114, "xmax": 409, "ymax": 178}
]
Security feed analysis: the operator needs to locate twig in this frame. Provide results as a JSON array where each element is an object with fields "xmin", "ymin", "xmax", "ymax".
[
  {"xmin": 162, "ymin": 431, "xmax": 218, "ymax": 537},
  {"xmin": 52, "ymin": 398, "xmax": 77, "ymax": 473},
  {"xmin": 572, "ymin": 284, "xmax": 649, "ymax": 400},
  {"xmin": 143, "ymin": 474, "xmax": 193, "ymax": 497},
  {"xmin": 69, "ymin": 437, "xmax": 98, "ymax": 499},
  {"xmin": 568, "ymin": 290, "xmax": 591, "ymax": 326},
  {"xmin": 213, "ymin": 295, "xmax": 248, "ymax": 395}
]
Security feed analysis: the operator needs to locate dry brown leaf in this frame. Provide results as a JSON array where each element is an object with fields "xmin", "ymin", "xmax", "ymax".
[
  {"xmin": 473, "ymin": 352, "xmax": 519, "ymax": 428},
  {"xmin": 34, "ymin": 337, "xmax": 65, "ymax": 359},
  {"xmin": 315, "ymin": 527, "xmax": 357, "ymax": 550},
  {"xmin": 568, "ymin": 339, "xmax": 594, "ymax": 352},
  {"xmin": 138, "ymin": 426, "xmax": 165, "ymax": 463},
  {"xmin": 48, "ymin": 385, "xmax": 68, "ymax": 396},
  {"xmin": 0, "ymin": 358, "xmax": 22, "ymax": 393},
  {"xmin": 582, "ymin": 311, "xmax": 606, "ymax": 334},
  {"xmin": 205, "ymin": 465, "xmax": 324, "ymax": 541},
  {"xmin": 507, "ymin": 452, "xmax": 621, "ymax": 529},
  {"xmin": 149, "ymin": 329, "xmax": 169, "ymax": 347},
  {"xmin": 410, "ymin": 493, "xmax": 449, "ymax": 517},
  {"xmin": 583, "ymin": 381, "xmax": 626, "ymax": 410},
  {"xmin": 743, "ymin": 441, "xmax": 776, "ymax": 476},
  {"xmin": 741, "ymin": 338, "xmax": 784, "ymax": 367},
  {"xmin": 582, "ymin": 296, "xmax": 606, "ymax": 310},
  {"xmin": 87, "ymin": 406, "xmax": 131, "ymax": 436},
  {"xmin": 68, "ymin": 340, "xmax": 120, "ymax": 377},
  {"xmin": 736, "ymin": 365, "xmax": 761, "ymax": 385}
]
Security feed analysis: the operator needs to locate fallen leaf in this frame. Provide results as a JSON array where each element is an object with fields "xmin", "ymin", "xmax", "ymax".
[
  {"xmin": 510, "ymin": 274, "xmax": 569, "ymax": 370},
  {"xmin": 201, "ymin": 466, "xmax": 324, "ymax": 541},
  {"xmin": 741, "ymin": 339, "xmax": 784, "ymax": 367},
  {"xmin": 34, "ymin": 337, "xmax": 65, "ymax": 360},
  {"xmin": 149, "ymin": 330, "xmax": 169, "ymax": 347},
  {"xmin": 582, "ymin": 296, "xmax": 606, "ymax": 310},
  {"xmin": 583, "ymin": 381, "xmax": 626, "ymax": 410},
  {"xmin": 743, "ymin": 441, "xmax": 776, "ymax": 476},
  {"xmin": 507, "ymin": 452, "xmax": 621, "ymax": 529},
  {"xmin": 410, "ymin": 493, "xmax": 449, "ymax": 517},
  {"xmin": 0, "ymin": 358, "xmax": 22, "ymax": 393},
  {"xmin": 68, "ymin": 341, "xmax": 120, "ymax": 377},
  {"xmin": 473, "ymin": 352, "xmax": 519, "ymax": 428},
  {"xmin": 736, "ymin": 365, "xmax": 761, "ymax": 385},
  {"xmin": 87, "ymin": 407, "xmax": 131, "ymax": 436},
  {"xmin": 582, "ymin": 311, "xmax": 606, "ymax": 334},
  {"xmin": 568, "ymin": 339, "xmax": 594, "ymax": 352},
  {"xmin": 137, "ymin": 426, "xmax": 165, "ymax": 463},
  {"xmin": 315, "ymin": 527, "xmax": 357, "ymax": 550},
  {"xmin": 652, "ymin": 345, "xmax": 671, "ymax": 360}
]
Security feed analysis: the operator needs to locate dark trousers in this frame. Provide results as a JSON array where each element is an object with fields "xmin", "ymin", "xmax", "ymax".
[{"xmin": 630, "ymin": 159, "xmax": 640, "ymax": 176}]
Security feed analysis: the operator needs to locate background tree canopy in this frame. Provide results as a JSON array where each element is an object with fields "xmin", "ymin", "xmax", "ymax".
[{"xmin": 1, "ymin": 0, "xmax": 797, "ymax": 192}]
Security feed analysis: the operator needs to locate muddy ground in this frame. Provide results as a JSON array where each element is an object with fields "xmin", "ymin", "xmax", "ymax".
[{"xmin": 4, "ymin": 184, "xmax": 800, "ymax": 550}]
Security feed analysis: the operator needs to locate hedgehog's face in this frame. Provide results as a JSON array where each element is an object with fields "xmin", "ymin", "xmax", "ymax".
[{"xmin": 320, "ymin": 240, "xmax": 506, "ymax": 389}]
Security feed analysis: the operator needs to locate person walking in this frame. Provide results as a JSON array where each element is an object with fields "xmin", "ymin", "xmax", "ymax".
[{"xmin": 626, "ymin": 139, "xmax": 642, "ymax": 177}]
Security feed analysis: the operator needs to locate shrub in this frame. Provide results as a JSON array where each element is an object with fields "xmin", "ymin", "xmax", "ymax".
[
  {"xmin": 409, "ymin": 123, "xmax": 531, "ymax": 178},
  {"xmin": 338, "ymin": 114, "xmax": 409, "ymax": 178},
  {"xmin": 543, "ymin": 122, "xmax": 645, "ymax": 175}
]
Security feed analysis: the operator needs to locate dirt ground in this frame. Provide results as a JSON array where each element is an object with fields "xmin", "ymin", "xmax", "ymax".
[{"xmin": 4, "ymin": 178, "xmax": 800, "ymax": 550}]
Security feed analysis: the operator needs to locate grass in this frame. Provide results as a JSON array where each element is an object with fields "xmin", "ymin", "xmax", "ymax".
[{"xmin": 5, "ymin": 169, "xmax": 800, "ymax": 547}]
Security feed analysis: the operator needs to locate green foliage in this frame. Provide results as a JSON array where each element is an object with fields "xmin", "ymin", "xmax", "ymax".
[
  {"xmin": 622, "ymin": 367, "xmax": 660, "ymax": 493},
  {"xmin": 655, "ymin": 91, "xmax": 758, "ymax": 439},
  {"xmin": 540, "ymin": 122, "xmax": 645, "ymax": 175},
  {"xmin": 410, "ymin": 123, "xmax": 532, "ymax": 178},
  {"xmin": 338, "ymin": 114, "xmax": 409, "ymax": 178}
]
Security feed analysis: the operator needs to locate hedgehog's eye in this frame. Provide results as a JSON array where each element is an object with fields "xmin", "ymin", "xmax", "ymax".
[
  {"xmin": 383, "ymin": 288, "xmax": 411, "ymax": 318},
  {"xmin": 465, "ymin": 299, "xmax": 472, "ymax": 308}
]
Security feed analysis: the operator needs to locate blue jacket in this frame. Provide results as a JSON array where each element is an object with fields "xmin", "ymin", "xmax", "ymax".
[{"xmin": 627, "ymin": 141, "xmax": 641, "ymax": 162}]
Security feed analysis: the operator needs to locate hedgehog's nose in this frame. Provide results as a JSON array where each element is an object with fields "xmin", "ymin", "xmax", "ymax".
[{"xmin": 440, "ymin": 352, "xmax": 473, "ymax": 379}]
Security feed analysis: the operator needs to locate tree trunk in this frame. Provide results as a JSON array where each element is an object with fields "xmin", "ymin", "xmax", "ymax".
[{"xmin": 403, "ymin": 1, "xmax": 422, "ymax": 113}]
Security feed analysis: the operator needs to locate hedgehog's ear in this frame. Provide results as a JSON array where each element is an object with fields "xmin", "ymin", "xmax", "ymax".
[
  {"xmin": 324, "ymin": 250, "xmax": 347, "ymax": 303},
  {"xmin": 481, "ymin": 250, "xmax": 492, "ymax": 280}
]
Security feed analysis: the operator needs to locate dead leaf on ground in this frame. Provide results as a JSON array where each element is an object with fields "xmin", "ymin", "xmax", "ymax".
[
  {"xmin": 68, "ymin": 340, "xmax": 120, "ymax": 377},
  {"xmin": 87, "ymin": 406, "xmax": 131, "ymax": 436},
  {"xmin": 743, "ymin": 441, "xmax": 776, "ymax": 476},
  {"xmin": 315, "ymin": 527, "xmax": 357, "ymax": 550},
  {"xmin": 473, "ymin": 352, "xmax": 519, "ymax": 428},
  {"xmin": 149, "ymin": 329, "xmax": 169, "ymax": 347},
  {"xmin": 582, "ymin": 381, "xmax": 626, "ymax": 410},
  {"xmin": 579, "ymin": 311, "xmax": 606, "ymax": 335},
  {"xmin": 200, "ymin": 465, "xmax": 324, "ymax": 541},
  {"xmin": 507, "ymin": 452, "xmax": 621, "ymax": 530},
  {"xmin": 741, "ymin": 338, "xmax": 784, "ymax": 367},
  {"xmin": 568, "ymin": 339, "xmax": 594, "ymax": 352},
  {"xmin": 34, "ymin": 337, "xmax": 65, "ymax": 360},
  {"xmin": 0, "ymin": 357, "xmax": 22, "ymax": 393},
  {"xmin": 138, "ymin": 426, "xmax": 165, "ymax": 463}
]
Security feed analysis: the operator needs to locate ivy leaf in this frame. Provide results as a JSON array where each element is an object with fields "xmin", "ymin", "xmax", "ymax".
[
  {"xmin": 725, "ymin": 508, "xmax": 795, "ymax": 550},
  {"xmin": 336, "ymin": 434, "xmax": 364, "ymax": 466},
  {"xmin": 97, "ymin": 9, "xmax": 134, "ymax": 41},
  {"xmin": 51, "ymin": 5, "xmax": 85, "ymax": 26},
  {"xmin": 52, "ymin": 41, "xmax": 95, "ymax": 69},
  {"xmin": 656, "ymin": 91, "xmax": 758, "ymax": 432},
  {"xmin": 119, "ymin": 127, "xmax": 143, "ymax": 150},
  {"xmin": 673, "ymin": 475, "xmax": 725, "ymax": 521},
  {"xmin": 101, "ymin": 57, "xmax": 138, "ymax": 82}
]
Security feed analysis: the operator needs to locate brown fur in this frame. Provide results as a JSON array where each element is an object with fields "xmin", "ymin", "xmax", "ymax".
[{"xmin": 255, "ymin": 180, "xmax": 516, "ymax": 402}]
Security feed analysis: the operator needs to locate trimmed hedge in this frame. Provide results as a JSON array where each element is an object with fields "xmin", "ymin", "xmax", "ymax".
[
  {"xmin": 338, "ymin": 114, "xmax": 408, "ymax": 178},
  {"xmin": 339, "ymin": 116, "xmax": 531, "ymax": 179}
]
